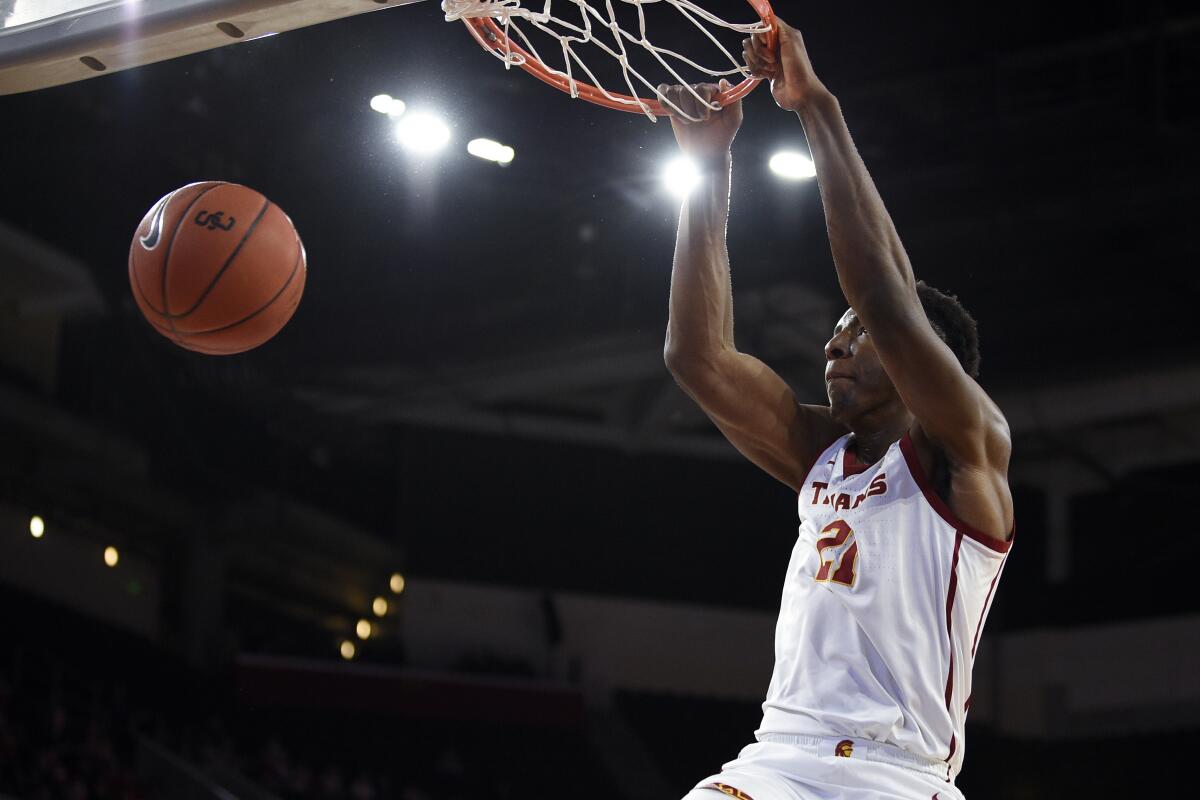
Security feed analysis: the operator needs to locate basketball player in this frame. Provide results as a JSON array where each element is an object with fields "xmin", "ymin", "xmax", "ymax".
[{"xmin": 659, "ymin": 17, "xmax": 1014, "ymax": 800}]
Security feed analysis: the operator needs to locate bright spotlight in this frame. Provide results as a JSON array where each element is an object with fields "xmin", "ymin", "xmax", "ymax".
[
  {"xmin": 372, "ymin": 596, "xmax": 388, "ymax": 617},
  {"xmin": 769, "ymin": 150, "xmax": 816, "ymax": 180},
  {"xmin": 370, "ymin": 94, "xmax": 406, "ymax": 117},
  {"xmin": 390, "ymin": 573, "xmax": 405, "ymax": 594},
  {"xmin": 104, "ymin": 546, "xmax": 120, "ymax": 568},
  {"xmin": 356, "ymin": 619, "xmax": 372, "ymax": 640},
  {"xmin": 340, "ymin": 640, "xmax": 356, "ymax": 660},
  {"xmin": 663, "ymin": 157, "xmax": 701, "ymax": 197},
  {"xmin": 467, "ymin": 138, "xmax": 515, "ymax": 165},
  {"xmin": 29, "ymin": 515, "xmax": 44, "ymax": 538},
  {"xmin": 395, "ymin": 112, "xmax": 450, "ymax": 154}
]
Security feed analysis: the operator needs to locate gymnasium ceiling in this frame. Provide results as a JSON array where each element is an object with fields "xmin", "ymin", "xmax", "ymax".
[{"xmin": 1, "ymin": 0, "xmax": 1198, "ymax": 628}]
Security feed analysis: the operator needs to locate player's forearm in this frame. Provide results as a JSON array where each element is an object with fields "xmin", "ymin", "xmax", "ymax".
[
  {"xmin": 665, "ymin": 154, "xmax": 736, "ymax": 368},
  {"xmin": 798, "ymin": 91, "xmax": 916, "ymax": 311}
]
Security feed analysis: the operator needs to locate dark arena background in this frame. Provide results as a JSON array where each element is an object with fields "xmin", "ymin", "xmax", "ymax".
[{"xmin": 1, "ymin": 0, "xmax": 1198, "ymax": 798}]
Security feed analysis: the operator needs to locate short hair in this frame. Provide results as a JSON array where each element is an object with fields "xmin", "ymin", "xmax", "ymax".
[{"xmin": 916, "ymin": 281, "xmax": 981, "ymax": 378}]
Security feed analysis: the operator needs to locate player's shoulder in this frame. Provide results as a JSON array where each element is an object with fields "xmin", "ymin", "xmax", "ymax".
[
  {"xmin": 909, "ymin": 405, "xmax": 1010, "ymax": 477},
  {"xmin": 976, "ymin": 391, "xmax": 1012, "ymax": 468},
  {"xmin": 983, "ymin": 400, "xmax": 1012, "ymax": 467},
  {"xmin": 909, "ymin": 410, "xmax": 1014, "ymax": 543},
  {"xmin": 921, "ymin": 380, "xmax": 1011, "ymax": 470}
]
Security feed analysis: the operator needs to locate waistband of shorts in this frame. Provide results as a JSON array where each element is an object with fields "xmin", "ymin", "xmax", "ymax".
[{"xmin": 757, "ymin": 732, "xmax": 949, "ymax": 779}]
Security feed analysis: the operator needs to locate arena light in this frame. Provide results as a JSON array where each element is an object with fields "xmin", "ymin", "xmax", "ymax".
[
  {"xmin": 395, "ymin": 112, "xmax": 451, "ymax": 154},
  {"xmin": 467, "ymin": 138, "xmax": 515, "ymax": 165},
  {"xmin": 769, "ymin": 150, "xmax": 816, "ymax": 180},
  {"xmin": 370, "ymin": 94, "xmax": 406, "ymax": 117},
  {"xmin": 29, "ymin": 515, "xmax": 44, "ymax": 538},
  {"xmin": 104, "ymin": 546, "xmax": 120, "ymax": 568},
  {"xmin": 390, "ymin": 572, "xmax": 406, "ymax": 594},
  {"xmin": 340, "ymin": 640, "xmax": 356, "ymax": 660},
  {"xmin": 356, "ymin": 619, "xmax": 372, "ymax": 640},
  {"xmin": 372, "ymin": 596, "xmax": 389, "ymax": 617},
  {"xmin": 663, "ymin": 157, "xmax": 701, "ymax": 197}
]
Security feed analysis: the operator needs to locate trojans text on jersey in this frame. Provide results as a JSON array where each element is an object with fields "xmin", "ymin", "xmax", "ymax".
[{"xmin": 807, "ymin": 474, "xmax": 888, "ymax": 511}]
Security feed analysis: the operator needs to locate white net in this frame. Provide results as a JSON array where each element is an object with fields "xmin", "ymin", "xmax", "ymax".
[{"xmin": 442, "ymin": 0, "xmax": 771, "ymax": 121}]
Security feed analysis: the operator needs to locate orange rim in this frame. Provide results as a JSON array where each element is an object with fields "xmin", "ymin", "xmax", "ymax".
[{"xmin": 463, "ymin": 0, "xmax": 776, "ymax": 116}]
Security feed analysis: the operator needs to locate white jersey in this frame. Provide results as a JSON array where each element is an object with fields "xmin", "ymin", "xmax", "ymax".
[{"xmin": 756, "ymin": 433, "xmax": 1011, "ymax": 783}]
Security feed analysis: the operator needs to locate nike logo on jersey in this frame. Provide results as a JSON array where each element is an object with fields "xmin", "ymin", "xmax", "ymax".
[
  {"xmin": 138, "ymin": 192, "xmax": 173, "ymax": 250},
  {"xmin": 809, "ymin": 474, "xmax": 888, "ymax": 510}
]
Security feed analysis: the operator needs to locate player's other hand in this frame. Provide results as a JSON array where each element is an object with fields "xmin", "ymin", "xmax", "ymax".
[
  {"xmin": 743, "ymin": 18, "xmax": 828, "ymax": 111},
  {"xmin": 657, "ymin": 80, "xmax": 743, "ymax": 160}
]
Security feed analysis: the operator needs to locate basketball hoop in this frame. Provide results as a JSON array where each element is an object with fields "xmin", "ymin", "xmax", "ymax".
[{"xmin": 443, "ymin": 0, "xmax": 776, "ymax": 121}]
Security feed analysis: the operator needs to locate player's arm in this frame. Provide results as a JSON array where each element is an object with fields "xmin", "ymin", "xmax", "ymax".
[
  {"xmin": 744, "ymin": 22, "xmax": 1012, "ymax": 534},
  {"xmin": 659, "ymin": 81, "xmax": 843, "ymax": 493}
]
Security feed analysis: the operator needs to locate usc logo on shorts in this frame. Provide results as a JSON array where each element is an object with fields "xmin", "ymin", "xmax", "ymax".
[
  {"xmin": 703, "ymin": 783, "xmax": 755, "ymax": 800},
  {"xmin": 835, "ymin": 739, "xmax": 855, "ymax": 757}
]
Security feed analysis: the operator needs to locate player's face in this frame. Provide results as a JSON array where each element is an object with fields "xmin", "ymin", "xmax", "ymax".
[{"xmin": 823, "ymin": 308, "xmax": 900, "ymax": 421}]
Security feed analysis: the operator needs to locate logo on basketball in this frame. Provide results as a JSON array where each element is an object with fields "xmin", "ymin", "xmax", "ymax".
[
  {"xmin": 194, "ymin": 210, "xmax": 236, "ymax": 232},
  {"xmin": 138, "ymin": 194, "xmax": 171, "ymax": 250},
  {"xmin": 835, "ymin": 740, "xmax": 854, "ymax": 757}
]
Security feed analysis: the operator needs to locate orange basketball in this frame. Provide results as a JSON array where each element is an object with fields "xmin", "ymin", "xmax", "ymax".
[{"xmin": 128, "ymin": 181, "xmax": 306, "ymax": 355}]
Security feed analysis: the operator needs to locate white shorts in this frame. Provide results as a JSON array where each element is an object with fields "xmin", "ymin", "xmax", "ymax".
[{"xmin": 687, "ymin": 736, "xmax": 967, "ymax": 800}]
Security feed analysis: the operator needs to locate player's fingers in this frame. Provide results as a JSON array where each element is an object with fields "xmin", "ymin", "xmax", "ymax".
[
  {"xmin": 748, "ymin": 33, "xmax": 776, "ymax": 64},
  {"xmin": 686, "ymin": 82, "xmax": 721, "ymax": 119},
  {"xmin": 659, "ymin": 82, "xmax": 706, "ymax": 120},
  {"xmin": 674, "ymin": 83, "xmax": 699, "ymax": 119},
  {"xmin": 696, "ymin": 82, "xmax": 710, "ymax": 118},
  {"xmin": 750, "ymin": 30, "xmax": 775, "ymax": 61},
  {"xmin": 657, "ymin": 82, "xmax": 673, "ymax": 108},
  {"xmin": 771, "ymin": 18, "xmax": 805, "ymax": 55},
  {"xmin": 657, "ymin": 82, "xmax": 687, "ymax": 118},
  {"xmin": 773, "ymin": 18, "xmax": 795, "ymax": 43},
  {"xmin": 742, "ymin": 39, "xmax": 775, "ymax": 79}
]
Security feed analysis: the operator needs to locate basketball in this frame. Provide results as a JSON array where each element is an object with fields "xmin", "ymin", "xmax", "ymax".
[{"xmin": 128, "ymin": 181, "xmax": 306, "ymax": 355}]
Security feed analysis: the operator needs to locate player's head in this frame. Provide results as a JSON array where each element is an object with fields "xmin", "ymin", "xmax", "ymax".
[
  {"xmin": 915, "ymin": 282, "xmax": 981, "ymax": 378},
  {"xmin": 824, "ymin": 282, "xmax": 980, "ymax": 423}
]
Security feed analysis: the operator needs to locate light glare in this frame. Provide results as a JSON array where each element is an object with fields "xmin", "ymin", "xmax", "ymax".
[
  {"xmin": 104, "ymin": 546, "xmax": 119, "ymax": 567},
  {"xmin": 370, "ymin": 94, "xmax": 406, "ymax": 117},
  {"xmin": 663, "ymin": 157, "xmax": 701, "ymax": 197},
  {"xmin": 372, "ymin": 596, "xmax": 388, "ymax": 617},
  {"xmin": 395, "ymin": 112, "xmax": 450, "ymax": 154},
  {"xmin": 390, "ymin": 573, "xmax": 406, "ymax": 594},
  {"xmin": 467, "ymin": 138, "xmax": 515, "ymax": 164},
  {"xmin": 769, "ymin": 151, "xmax": 816, "ymax": 180},
  {"xmin": 356, "ymin": 619, "xmax": 372, "ymax": 640},
  {"xmin": 340, "ymin": 640, "xmax": 356, "ymax": 660},
  {"xmin": 29, "ymin": 515, "xmax": 44, "ymax": 538}
]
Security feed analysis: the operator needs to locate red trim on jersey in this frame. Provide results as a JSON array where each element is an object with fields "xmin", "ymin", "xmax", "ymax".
[
  {"xmin": 943, "ymin": 531, "xmax": 962, "ymax": 765},
  {"xmin": 898, "ymin": 433, "xmax": 1012, "ymax": 553},
  {"xmin": 841, "ymin": 441, "xmax": 874, "ymax": 478},
  {"xmin": 797, "ymin": 436, "xmax": 847, "ymax": 503},
  {"xmin": 971, "ymin": 557, "xmax": 1007, "ymax": 659}
]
